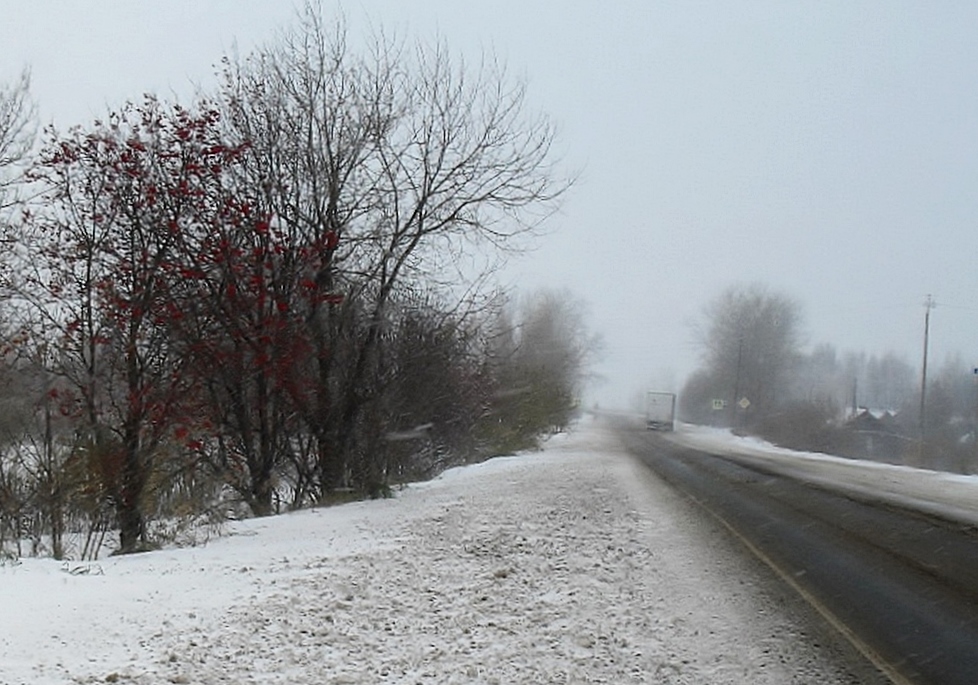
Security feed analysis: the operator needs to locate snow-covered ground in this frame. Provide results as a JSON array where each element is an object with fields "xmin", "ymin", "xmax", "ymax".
[
  {"xmin": 670, "ymin": 422, "xmax": 978, "ymax": 527},
  {"xmin": 1, "ymin": 419, "xmax": 893, "ymax": 684}
]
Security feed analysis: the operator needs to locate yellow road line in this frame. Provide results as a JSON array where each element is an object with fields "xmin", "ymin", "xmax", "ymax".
[{"xmin": 682, "ymin": 488, "xmax": 913, "ymax": 685}]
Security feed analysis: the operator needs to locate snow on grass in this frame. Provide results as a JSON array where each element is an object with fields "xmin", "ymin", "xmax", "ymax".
[
  {"xmin": 1, "ymin": 419, "xmax": 880, "ymax": 684},
  {"xmin": 670, "ymin": 423, "xmax": 978, "ymax": 527}
]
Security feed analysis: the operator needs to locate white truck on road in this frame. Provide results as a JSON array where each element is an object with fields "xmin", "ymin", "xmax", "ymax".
[{"xmin": 645, "ymin": 391, "xmax": 676, "ymax": 431}]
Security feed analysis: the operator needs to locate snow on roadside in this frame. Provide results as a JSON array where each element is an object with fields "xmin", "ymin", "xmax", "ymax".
[
  {"xmin": 670, "ymin": 423, "xmax": 978, "ymax": 527},
  {"xmin": 0, "ymin": 419, "xmax": 882, "ymax": 684}
]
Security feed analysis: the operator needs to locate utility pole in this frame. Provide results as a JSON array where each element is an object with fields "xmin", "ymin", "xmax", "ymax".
[
  {"xmin": 918, "ymin": 294, "xmax": 935, "ymax": 455},
  {"xmin": 973, "ymin": 366, "xmax": 978, "ymax": 465}
]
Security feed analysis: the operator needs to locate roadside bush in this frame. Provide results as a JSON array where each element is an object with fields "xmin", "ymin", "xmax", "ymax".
[{"xmin": 752, "ymin": 400, "xmax": 840, "ymax": 454}]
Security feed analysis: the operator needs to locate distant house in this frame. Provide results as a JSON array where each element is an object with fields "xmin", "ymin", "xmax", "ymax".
[
  {"xmin": 846, "ymin": 407, "xmax": 899, "ymax": 433},
  {"xmin": 841, "ymin": 408, "xmax": 909, "ymax": 464}
]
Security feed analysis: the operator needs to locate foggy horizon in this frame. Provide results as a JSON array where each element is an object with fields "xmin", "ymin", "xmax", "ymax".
[{"xmin": 3, "ymin": 1, "xmax": 977, "ymax": 408}]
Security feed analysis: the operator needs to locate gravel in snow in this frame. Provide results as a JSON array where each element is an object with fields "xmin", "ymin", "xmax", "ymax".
[{"xmin": 0, "ymin": 419, "xmax": 887, "ymax": 684}]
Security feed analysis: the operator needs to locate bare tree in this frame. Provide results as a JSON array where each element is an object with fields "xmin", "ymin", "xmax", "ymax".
[
  {"xmin": 219, "ymin": 10, "xmax": 395, "ymax": 497},
  {"xmin": 696, "ymin": 283, "xmax": 803, "ymax": 423},
  {"xmin": 219, "ymin": 7, "xmax": 569, "ymax": 496},
  {"xmin": 0, "ymin": 68, "xmax": 35, "ymax": 215},
  {"xmin": 865, "ymin": 352, "xmax": 915, "ymax": 412}
]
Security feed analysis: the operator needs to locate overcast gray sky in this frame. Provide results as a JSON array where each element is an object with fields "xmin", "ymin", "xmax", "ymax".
[{"xmin": 3, "ymin": 1, "xmax": 977, "ymax": 407}]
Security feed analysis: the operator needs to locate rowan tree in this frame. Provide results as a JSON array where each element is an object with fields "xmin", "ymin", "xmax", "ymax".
[
  {"xmin": 166, "ymin": 200, "xmax": 323, "ymax": 515},
  {"xmin": 22, "ymin": 98, "xmax": 246, "ymax": 552}
]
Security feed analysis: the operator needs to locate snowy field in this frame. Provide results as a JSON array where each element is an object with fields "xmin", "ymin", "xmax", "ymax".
[{"xmin": 0, "ymin": 419, "xmax": 889, "ymax": 684}]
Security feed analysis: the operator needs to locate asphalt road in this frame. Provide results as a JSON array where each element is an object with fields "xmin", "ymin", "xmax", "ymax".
[{"xmin": 615, "ymin": 421, "xmax": 978, "ymax": 685}]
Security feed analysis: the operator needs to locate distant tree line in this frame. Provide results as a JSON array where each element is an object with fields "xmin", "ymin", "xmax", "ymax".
[
  {"xmin": 681, "ymin": 283, "xmax": 978, "ymax": 474},
  {"xmin": 0, "ymin": 10, "xmax": 590, "ymax": 559}
]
